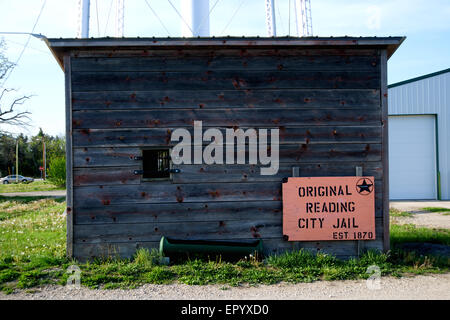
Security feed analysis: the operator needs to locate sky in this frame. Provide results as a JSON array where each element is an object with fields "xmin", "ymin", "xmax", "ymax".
[{"xmin": 0, "ymin": 0, "xmax": 449, "ymax": 137}]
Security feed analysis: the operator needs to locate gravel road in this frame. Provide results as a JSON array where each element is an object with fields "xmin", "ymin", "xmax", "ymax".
[
  {"xmin": 1, "ymin": 273, "xmax": 449, "ymax": 300},
  {"xmin": 391, "ymin": 212, "xmax": 450, "ymax": 229},
  {"xmin": 390, "ymin": 200, "xmax": 450, "ymax": 212},
  {"xmin": 389, "ymin": 201, "xmax": 450, "ymax": 229}
]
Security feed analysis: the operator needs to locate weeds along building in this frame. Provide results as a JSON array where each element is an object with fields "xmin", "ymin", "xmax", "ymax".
[
  {"xmin": 388, "ymin": 68, "xmax": 450, "ymax": 200},
  {"xmin": 46, "ymin": 37, "xmax": 404, "ymax": 261}
]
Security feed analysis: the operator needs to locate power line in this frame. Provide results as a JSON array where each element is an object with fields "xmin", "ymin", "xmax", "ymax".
[
  {"xmin": 3, "ymin": 39, "xmax": 50, "ymax": 56},
  {"xmin": 95, "ymin": 0, "xmax": 100, "ymax": 37},
  {"xmin": 104, "ymin": 0, "xmax": 114, "ymax": 36},
  {"xmin": 277, "ymin": 0, "xmax": 285, "ymax": 35},
  {"xmin": 0, "ymin": 32, "xmax": 45, "ymax": 39},
  {"xmin": 167, "ymin": 0, "xmax": 194, "ymax": 35},
  {"xmin": 221, "ymin": 0, "xmax": 246, "ymax": 35},
  {"xmin": 144, "ymin": 0, "xmax": 171, "ymax": 36},
  {"xmin": 1, "ymin": 0, "xmax": 47, "ymax": 87}
]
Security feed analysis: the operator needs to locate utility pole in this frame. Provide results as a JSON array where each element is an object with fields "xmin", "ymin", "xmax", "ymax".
[
  {"xmin": 43, "ymin": 138, "xmax": 46, "ymax": 180},
  {"xmin": 15, "ymin": 139, "xmax": 19, "ymax": 183}
]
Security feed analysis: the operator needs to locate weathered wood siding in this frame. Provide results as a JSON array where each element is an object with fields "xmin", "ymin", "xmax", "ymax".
[{"xmin": 68, "ymin": 46, "xmax": 387, "ymax": 260}]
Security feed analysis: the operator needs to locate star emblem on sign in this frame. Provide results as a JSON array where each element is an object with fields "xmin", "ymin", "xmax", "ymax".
[{"xmin": 356, "ymin": 178, "xmax": 374, "ymax": 195}]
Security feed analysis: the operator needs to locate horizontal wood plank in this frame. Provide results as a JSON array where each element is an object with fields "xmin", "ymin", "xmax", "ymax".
[
  {"xmin": 72, "ymin": 109, "xmax": 381, "ymax": 129},
  {"xmin": 73, "ymin": 144, "xmax": 382, "ymax": 168},
  {"xmin": 72, "ymin": 89, "xmax": 380, "ymax": 111},
  {"xmin": 73, "ymin": 217, "xmax": 383, "ymax": 244},
  {"xmin": 73, "ymin": 182, "xmax": 283, "ymax": 206},
  {"xmin": 74, "ymin": 197, "xmax": 384, "ymax": 225},
  {"xmin": 71, "ymin": 48, "xmax": 380, "ymax": 59},
  {"xmin": 71, "ymin": 55, "xmax": 380, "ymax": 72},
  {"xmin": 73, "ymin": 180, "xmax": 382, "ymax": 206},
  {"xmin": 71, "ymin": 70, "xmax": 380, "ymax": 92},
  {"xmin": 73, "ymin": 220, "xmax": 282, "ymax": 243},
  {"xmin": 74, "ymin": 200, "xmax": 282, "ymax": 225},
  {"xmin": 73, "ymin": 126, "xmax": 382, "ymax": 147},
  {"xmin": 73, "ymin": 162, "xmax": 383, "ymax": 186}
]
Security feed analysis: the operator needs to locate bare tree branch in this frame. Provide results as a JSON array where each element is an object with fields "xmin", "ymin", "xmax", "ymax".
[
  {"xmin": 0, "ymin": 40, "xmax": 15, "ymax": 82},
  {"xmin": 0, "ymin": 94, "xmax": 32, "ymax": 127},
  {"xmin": 0, "ymin": 39, "xmax": 32, "ymax": 129}
]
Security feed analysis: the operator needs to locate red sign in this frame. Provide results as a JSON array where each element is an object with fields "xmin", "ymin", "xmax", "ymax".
[
  {"xmin": 39, "ymin": 166, "xmax": 44, "ymax": 171},
  {"xmin": 282, "ymin": 176, "xmax": 376, "ymax": 241}
]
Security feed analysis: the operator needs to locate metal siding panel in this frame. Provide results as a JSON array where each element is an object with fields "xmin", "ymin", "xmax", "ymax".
[
  {"xmin": 388, "ymin": 71, "xmax": 450, "ymax": 199},
  {"xmin": 389, "ymin": 115, "xmax": 437, "ymax": 199},
  {"xmin": 440, "ymin": 74, "xmax": 449, "ymax": 199}
]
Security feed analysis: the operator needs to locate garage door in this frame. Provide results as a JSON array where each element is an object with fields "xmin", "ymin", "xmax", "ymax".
[{"xmin": 389, "ymin": 115, "xmax": 437, "ymax": 200}]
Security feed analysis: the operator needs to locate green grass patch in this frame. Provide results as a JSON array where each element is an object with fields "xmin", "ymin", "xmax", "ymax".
[
  {"xmin": 0, "ymin": 180, "xmax": 65, "ymax": 193},
  {"xmin": 421, "ymin": 207, "xmax": 450, "ymax": 213},
  {"xmin": 0, "ymin": 198, "xmax": 449, "ymax": 294},
  {"xmin": 0, "ymin": 196, "xmax": 67, "ymax": 293},
  {"xmin": 390, "ymin": 224, "xmax": 450, "ymax": 246}
]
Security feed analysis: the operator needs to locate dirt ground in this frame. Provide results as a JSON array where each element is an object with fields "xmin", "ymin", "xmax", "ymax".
[
  {"xmin": 390, "ymin": 201, "xmax": 450, "ymax": 229},
  {"xmin": 1, "ymin": 273, "xmax": 449, "ymax": 300},
  {"xmin": 391, "ymin": 212, "xmax": 450, "ymax": 229},
  {"xmin": 390, "ymin": 200, "xmax": 450, "ymax": 212}
]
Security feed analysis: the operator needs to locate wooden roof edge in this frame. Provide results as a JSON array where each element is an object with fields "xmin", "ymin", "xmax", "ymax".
[{"xmin": 45, "ymin": 36, "xmax": 406, "ymax": 71}]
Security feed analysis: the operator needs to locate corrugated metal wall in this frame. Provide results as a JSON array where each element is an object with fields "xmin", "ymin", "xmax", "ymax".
[{"xmin": 388, "ymin": 70, "xmax": 450, "ymax": 200}]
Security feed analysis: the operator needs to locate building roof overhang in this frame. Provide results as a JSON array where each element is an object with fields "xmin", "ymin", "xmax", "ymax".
[{"xmin": 44, "ymin": 36, "xmax": 406, "ymax": 71}]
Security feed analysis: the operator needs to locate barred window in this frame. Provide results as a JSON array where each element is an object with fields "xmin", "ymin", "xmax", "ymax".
[{"xmin": 142, "ymin": 149, "xmax": 170, "ymax": 179}]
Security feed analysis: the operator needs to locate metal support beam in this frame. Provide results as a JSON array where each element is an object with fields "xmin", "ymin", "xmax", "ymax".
[
  {"xmin": 295, "ymin": 0, "xmax": 313, "ymax": 37},
  {"xmin": 116, "ymin": 0, "xmax": 125, "ymax": 37}
]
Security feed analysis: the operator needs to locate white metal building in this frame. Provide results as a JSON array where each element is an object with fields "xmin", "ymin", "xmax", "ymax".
[{"xmin": 388, "ymin": 68, "xmax": 450, "ymax": 200}]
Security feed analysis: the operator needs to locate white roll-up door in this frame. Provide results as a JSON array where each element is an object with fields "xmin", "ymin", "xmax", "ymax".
[{"xmin": 389, "ymin": 115, "xmax": 437, "ymax": 200}]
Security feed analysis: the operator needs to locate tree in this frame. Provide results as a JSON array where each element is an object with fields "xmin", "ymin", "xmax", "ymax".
[
  {"xmin": 0, "ymin": 129, "xmax": 65, "ymax": 178},
  {"xmin": 0, "ymin": 39, "xmax": 31, "ymax": 131},
  {"xmin": 47, "ymin": 156, "xmax": 66, "ymax": 187}
]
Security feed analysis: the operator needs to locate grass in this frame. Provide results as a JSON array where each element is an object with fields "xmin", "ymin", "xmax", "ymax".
[
  {"xmin": 390, "ymin": 224, "xmax": 450, "ymax": 246},
  {"xmin": 0, "ymin": 180, "xmax": 65, "ymax": 193},
  {"xmin": 0, "ymin": 197, "xmax": 449, "ymax": 293},
  {"xmin": 0, "ymin": 196, "xmax": 67, "ymax": 293},
  {"xmin": 422, "ymin": 207, "xmax": 450, "ymax": 213}
]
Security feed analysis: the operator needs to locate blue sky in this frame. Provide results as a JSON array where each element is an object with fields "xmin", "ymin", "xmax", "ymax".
[{"xmin": 0, "ymin": 0, "xmax": 449, "ymax": 136}]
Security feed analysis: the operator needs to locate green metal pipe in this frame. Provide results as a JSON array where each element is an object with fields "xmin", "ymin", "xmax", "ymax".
[{"xmin": 159, "ymin": 236, "xmax": 263, "ymax": 256}]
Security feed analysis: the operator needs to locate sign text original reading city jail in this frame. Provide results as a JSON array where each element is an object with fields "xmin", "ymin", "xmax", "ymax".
[{"xmin": 282, "ymin": 176, "xmax": 376, "ymax": 241}]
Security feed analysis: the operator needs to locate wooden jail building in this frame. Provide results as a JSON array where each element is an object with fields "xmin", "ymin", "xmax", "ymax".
[{"xmin": 46, "ymin": 37, "xmax": 404, "ymax": 260}]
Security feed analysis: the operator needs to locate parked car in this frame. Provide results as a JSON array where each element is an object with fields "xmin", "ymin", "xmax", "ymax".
[{"xmin": 0, "ymin": 175, "xmax": 34, "ymax": 184}]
